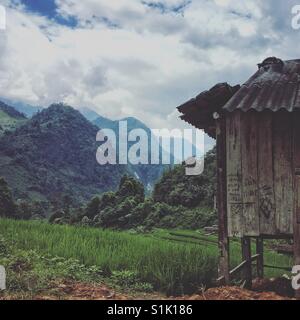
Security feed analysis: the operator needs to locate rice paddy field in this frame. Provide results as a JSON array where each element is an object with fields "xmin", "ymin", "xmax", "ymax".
[{"xmin": 0, "ymin": 218, "xmax": 294, "ymax": 295}]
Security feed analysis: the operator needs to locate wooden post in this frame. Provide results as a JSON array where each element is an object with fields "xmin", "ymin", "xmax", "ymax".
[
  {"xmin": 294, "ymin": 174, "xmax": 300, "ymax": 299},
  {"xmin": 293, "ymin": 113, "xmax": 300, "ymax": 299},
  {"xmin": 256, "ymin": 237, "xmax": 264, "ymax": 279},
  {"xmin": 216, "ymin": 116, "xmax": 230, "ymax": 285},
  {"xmin": 241, "ymin": 237, "xmax": 252, "ymax": 289}
]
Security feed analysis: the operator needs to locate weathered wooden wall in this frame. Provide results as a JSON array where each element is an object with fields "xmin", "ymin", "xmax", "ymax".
[{"xmin": 226, "ymin": 111, "xmax": 295, "ymax": 237}]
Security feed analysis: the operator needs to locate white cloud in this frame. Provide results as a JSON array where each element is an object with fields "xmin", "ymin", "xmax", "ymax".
[{"xmin": 0, "ymin": 0, "xmax": 299, "ymax": 131}]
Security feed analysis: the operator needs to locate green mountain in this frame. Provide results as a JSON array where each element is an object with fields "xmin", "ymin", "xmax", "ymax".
[
  {"xmin": 0, "ymin": 101, "xmax": 27, "ymax": 135},
  {"xmin": 93, "ymin": 115, "xmax": 171, "ymax": 191},
  {"xmin": 0, "ymin": 103, "xmax": 128, "ymax": 205},
  {"xmin": 0, "ymin": 98, "xmax": 42, "ymax": 118}
]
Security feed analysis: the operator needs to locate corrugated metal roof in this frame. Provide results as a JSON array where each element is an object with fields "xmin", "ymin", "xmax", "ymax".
[
  {"xmin": 223, "ymin": 58, "xmax": 300, "ymax": 112},
  {"xmin": 177, "ymin": 83, "xmax": 240, "ymax": 137}
]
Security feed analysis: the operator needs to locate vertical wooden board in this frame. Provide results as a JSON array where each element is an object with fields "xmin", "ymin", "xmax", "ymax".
[
  {"xmin": 293, "ymin": 113, "xmax": 300, "ymax": 260},
  {"xmin": 226, "ymin": 111, "xmax": 243, "ymax": 237},
  {"xmin": 273, "ymin": 112, "xmax": 293, "ymax": 235},
  {"xmin": 296, "ymin": 175, "xmax": 300, "ymax": 225},
  {"xmin": 216, "ymin": 118, "xmax": 230, "ymax": 284},
  {"xmin": 256, "ymin": 238, "xmax": 264, "ymax": 279},
  {"xmin": 241, "ymin": 112, "xmax": 259, "ymax": 236},
  {"xmin": 241, "ymin": 237, "xmax": 252, "ymax": 289},
  {"xmin": 258, "ymin": 112, "xmax": 276, "ymax": 235},
  {"xmin": 293, "ymin": 113, "xmax": 300, "ymax": 299}
]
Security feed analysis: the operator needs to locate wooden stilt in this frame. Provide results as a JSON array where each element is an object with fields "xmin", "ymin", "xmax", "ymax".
[
  {"xmin": 294, "ymin": 222, "xmax": 300, "ymax": 299},
  {"xmin": 256, "ymin": 237, "xmax": 264, "ymax": 279},
  {"xmin": 293, "ymin": 116, "xmax": 300, "ymax": 299},
  {"xmin": 216, "ymin": 117, "xmax": 230, "ymax": 285},
  {"xmin": 241, "ymin": 237, "xmax": 252, "ymax": 289}
]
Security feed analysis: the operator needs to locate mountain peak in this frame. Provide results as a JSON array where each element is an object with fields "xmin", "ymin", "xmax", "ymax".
[
  {"xmin": 30, "ymin": 103, "xmax": 97, "ymax": 130},
  {"xmin": 45, "ymin": 103, "xmax": 80, "ymax": 116}
]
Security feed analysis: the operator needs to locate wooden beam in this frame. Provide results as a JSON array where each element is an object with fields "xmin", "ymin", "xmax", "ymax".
[
  {"xmin": 216, "ymin": 117, "xmax": 230, "ymax": 285},
  {"xmin": 217, "ymin": 254, "xmax": 261, "ymax": 283},
  {"xmin": 293, "ymin": 112, "xmax": 300, "ymax": 299},
  {"xmin": 241, "ymin": 237, "xmax": 252, "ymax": 289},
  {"xmin": 256, "ymin": 238, "xmax": 264, "ymax": 279},
  {"xmin": 229, "ymin": 260, "xmax": 247, "ymax": 277},
  {"xmin": 226, "ymin": 111, "xmax": 243, "ymax": 237}
]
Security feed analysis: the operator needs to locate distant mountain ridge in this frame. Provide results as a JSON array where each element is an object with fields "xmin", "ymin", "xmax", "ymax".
[
  {"xmin": 0, "ymin": 103, "xmax": 128, "ymax": 205},
  {"xmin": 0, "ymin": 102, "xmax": 173, "ymax": 206},
  {"xmin": 0, "ymin": 98, "xmax": 42, "ymax": 117},
  {"xmin": 0, "ymin": 99, "xmax": 214, "ymax": 204},
  {"xmin": 0, "ymin": 101, "xmax": 27, "ymax": 135},
  {"xmin": 93, "ymin": 115, "xmax": 171, "ymax": 191}
]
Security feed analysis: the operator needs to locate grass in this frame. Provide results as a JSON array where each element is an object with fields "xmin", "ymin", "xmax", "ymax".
[
  {"xmin": 151, "ymin": 229, "xmax": 293, "ymax": 278},
  {"xmin": 0, "ymin": 219, "xmax": 294, "ymax": 297},
  {"xmin": 0, "ymin": 219, "xmax": 217, "ymax": 295}
]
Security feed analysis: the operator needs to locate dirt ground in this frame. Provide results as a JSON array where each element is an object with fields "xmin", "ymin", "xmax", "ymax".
[
  {"xmin": 1, "ymin": 278, "xmax": 294, "ymax": 300},
  {"xmin": 0, "ymin": 277, "xmax": 295, "ymax": 300},
  {"xmin": 179, "ymin": 286, "xmax": 292, "ymax": 301}
]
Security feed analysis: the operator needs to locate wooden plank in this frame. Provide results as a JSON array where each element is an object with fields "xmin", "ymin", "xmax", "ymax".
[
  {"xmin": 226, "ymin": 111, "xmax": 243, "ymax": 237},
  {"xmin": 241, "ymin": 112, "xmax": 259, "ymax": 236},
  {"xmin": 293, "ymin": 112, "xmax": 300, "ymax": 299},
  {"xmin": 229, "ymin": 260, "xmax": 247, "ymax": 277},
  {"xmin": 217, "ymin": 254, "xmax": 260, "ymax": 283},
  {"xmin": 241, "ymin": 237, "xmax": 252, "ymax": 289},
  {"xmin": 216, "ymin": 117, "xmax": 230, "ymax": 285},
  {"xmin": 273, "ymin": 112, "xmax": 293, "ymax": 235},
  {"xmin": 258, "ymin": 112, "xmax": 276, "ymax": 235},
  {"xmin": 295, "ymin": 175, "xmax": 300, "ymax": 225},
  {"xmin": 256, "ymin": 238, "xmax": 264, "ymax": 279}
]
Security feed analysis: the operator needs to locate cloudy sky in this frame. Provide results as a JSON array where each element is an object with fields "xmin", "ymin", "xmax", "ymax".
[{"xmin": 0, "ymin": 0, "xmax": 299, "ymax": 130}]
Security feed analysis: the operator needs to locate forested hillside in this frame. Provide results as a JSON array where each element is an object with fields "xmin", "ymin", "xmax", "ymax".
[{"xmin": 0, "ymin": 103, "xmax": 127, "ymax": 207}]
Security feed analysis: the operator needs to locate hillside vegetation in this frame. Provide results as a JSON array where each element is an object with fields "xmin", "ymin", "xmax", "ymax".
[
  {"xmin": 0, "ymin": 101, "xmax": 27, "ymax": 135},
  {"xmin": 0, "ymin": 219, "xmax": 293, "ymax": 297},
  {"xmin": 0, "ymin": 103, "xmax": 128, "ymax": 206}
]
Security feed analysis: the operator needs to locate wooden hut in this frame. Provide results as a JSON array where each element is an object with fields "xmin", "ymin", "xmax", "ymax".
[{"xmin": 178, "ymin": 57, "xmax": 300, "ymax": 291}]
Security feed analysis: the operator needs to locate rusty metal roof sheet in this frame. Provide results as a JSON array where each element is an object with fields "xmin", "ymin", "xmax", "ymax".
[
  {"xmin": 177, "ymin": 83, "xmax": 240, "ymax": 137},
  {"xmin": 223, "ymin": 58, "xmax": 300, "ymax": 112},
  {"xmin": 177, "ymin": 57, "xmax": 300, "ymax": 136}
]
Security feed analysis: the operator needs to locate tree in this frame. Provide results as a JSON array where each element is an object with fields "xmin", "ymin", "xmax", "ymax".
[
  {"xmin": 0, "ymin": 177, "xmax": 16, "ymax": 218},
  {"xmin": 117, "ymin": 175, "xmax": 145, "ymax": 203},
  {"xmin": 85, "ymin": 196, "xmax": 101, "ymax": 219},
  {"xmin": 62, "ymin": 194, "xmax": 73, "ymax": 215},
  {"xmin": 16, "ymin": 200, "xmax": 32, "ymax": 220}
]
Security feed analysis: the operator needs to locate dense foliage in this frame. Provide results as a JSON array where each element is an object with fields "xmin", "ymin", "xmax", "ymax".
[
  {"xmin": 153, "ymin": 148, "xmax": 216, "ymax": 208},
  {"xmin": 48, "ymin": 151, "xmax": 217, "ymax": 230},
  {"xmin": 0, "ymin": 178, "xmax": 16, "ymax": 218}
]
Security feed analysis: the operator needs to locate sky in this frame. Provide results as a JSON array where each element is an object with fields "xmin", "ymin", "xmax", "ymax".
[{"xmin": 0, "ymin": 0, "xmax": 300, "ymax": 131}]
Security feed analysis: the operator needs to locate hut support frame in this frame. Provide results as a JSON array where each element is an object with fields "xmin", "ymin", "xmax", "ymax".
[
  {"xmin": 293, "ymin": 118, "xmax": 300, "ymax": 298},
  {"xmin": 216, "ymin": 114, "xmax": 300, "ymax": 296},
  {"xmin": 216, "ymin": 118, "xmax": 230, "ymax": 285}
]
